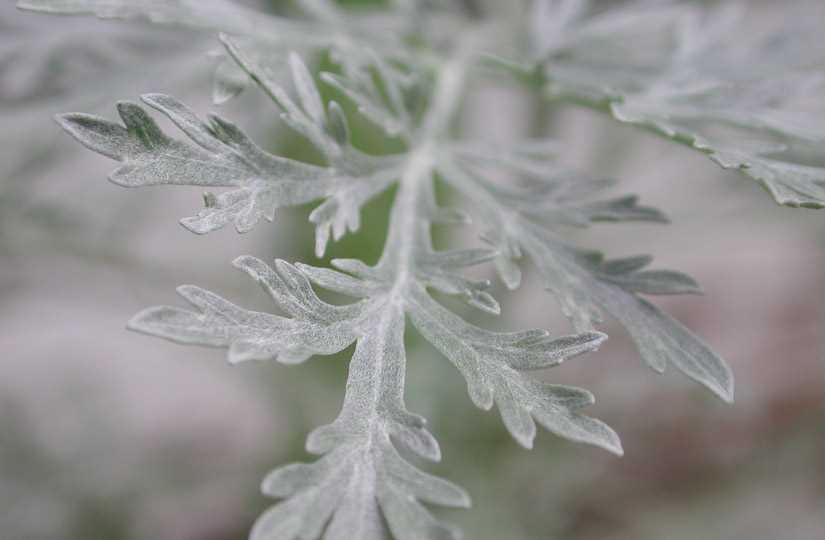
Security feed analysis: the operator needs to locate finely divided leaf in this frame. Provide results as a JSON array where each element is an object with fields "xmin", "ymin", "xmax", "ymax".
[
  {"xmin": 439, "ymin": 142, "xmax": 734, "ymax": 402},
  {"xmin": 128, "ymin": 258, "xmax": 361, "ymax": 364},
  {"xmin": 253, "ymin": 304, "xmax": 468, "ymax": 540},
  {"xmin": 57, "ymin": 54, "xmax": 401, "ymax": 250},
  {"xmin": 520, "ymin": 1, "xmax": 825, "ymax": 207},
  {"xmin": 32, "ymin": 3, "xmax": 792, "ymax": 538},
  {"xmin": 407, "ymin": 287, "xmax": 620, "ymax": 453}
]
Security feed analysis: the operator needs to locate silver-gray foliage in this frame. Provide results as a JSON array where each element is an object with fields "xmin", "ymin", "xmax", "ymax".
[
  {"xmin": 507, "ymin": 0, "xmax": 825, "ymax": 208},
  {"xmin": 16, "ymin": 0, "xmax": 824, "ymax": 538}
]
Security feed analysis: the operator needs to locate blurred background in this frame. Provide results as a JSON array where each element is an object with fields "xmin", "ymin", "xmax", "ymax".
[{"xmin": 2, "ymin": 1, "xmax": 824, "ymax": 539}]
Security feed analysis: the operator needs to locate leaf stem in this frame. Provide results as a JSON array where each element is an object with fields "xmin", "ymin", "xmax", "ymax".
[{"xmin": 381, "ymin": 31, "xmax": 479, "ymax": 297}]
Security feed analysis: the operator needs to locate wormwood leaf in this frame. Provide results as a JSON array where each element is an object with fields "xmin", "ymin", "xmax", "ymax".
[
  {"xmin": 117, "ymin": 94, "xmax": 623, "ymax": 539},
  {"xmin": 296, "ymin": 180, "xmax": 620, "ymax": 455},
  {"xmin": 256, "ymin": 304, "xmax": 468, "ymax": 540},
  {"xmin": 32, "ymin": 0, "xmax": 804, "ymax": 535},
  {"xmin": 56, "ymin": 63, "xmax": 402, "ymax": 252},
  {"xmin": 415, "ymin": 247, "xmax": 501, "ymax": 315},
  {"xmin": 321, "ymin": 49, "xmax": 422, "ymax": 140},
  {"xmin": 132, "ymin": 251, "xmax": 617, "ymax": 539},
  {"xmin": 407, "ymin": 286, "xmax": 620, "ymax": 453},
  {"xmin": 524, "ymin": 235, "xmax": 734, "ymax": 403},
  {"xmin": 57, "ymin": 95, "xmax": 333, "ymax": 234},
  {"xmin": 516, "ymin": 0, "xmax": 825, "ymax": 208},
  {"xmin": 128, "ymin": 257, "xmax": 361, "ymax": 364},
  {"xmin": 135, "ymin": 259, "xmax": 471, "ymax": 539},
  {"xmin": 438, "ymin": 141, "xmax": 734, "ymax": 402}
]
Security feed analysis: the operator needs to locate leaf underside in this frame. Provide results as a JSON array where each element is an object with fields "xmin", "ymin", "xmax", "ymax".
[{"xmin": 33, "ymin": 0, "xmax": 825, "ymax": 538}]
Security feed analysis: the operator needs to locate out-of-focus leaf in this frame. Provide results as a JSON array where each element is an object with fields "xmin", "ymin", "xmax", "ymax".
[
  {"xmin": 513, "ymin": 0, "xmax": 825, "ymax": 207},
  {"xmin": 438, "ymin": 140, "xmax": 733, "ymax": 402}
]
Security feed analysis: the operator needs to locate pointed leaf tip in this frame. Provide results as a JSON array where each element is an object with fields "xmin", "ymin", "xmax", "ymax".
[
  {"xmin": 604, "ymin": 431, "xmax": 624, "ymax": 457},
  {"xmin": 711, "ymin": 370, "xmax": 735, "ymax": 404}
]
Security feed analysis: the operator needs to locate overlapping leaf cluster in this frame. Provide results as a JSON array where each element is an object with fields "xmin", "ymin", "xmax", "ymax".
[
  {"xmin": 508, "ymin": 0, "xmax": 825, "ymax": 208},
  {"xmin": 14, "ymin": 0, "xmax": 823, "ymax": 538}
]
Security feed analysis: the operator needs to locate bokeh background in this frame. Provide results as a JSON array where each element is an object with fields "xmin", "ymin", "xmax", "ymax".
[{"xmin": 2, "ymin": 1, "xmax": 824, "ymax": 539}]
